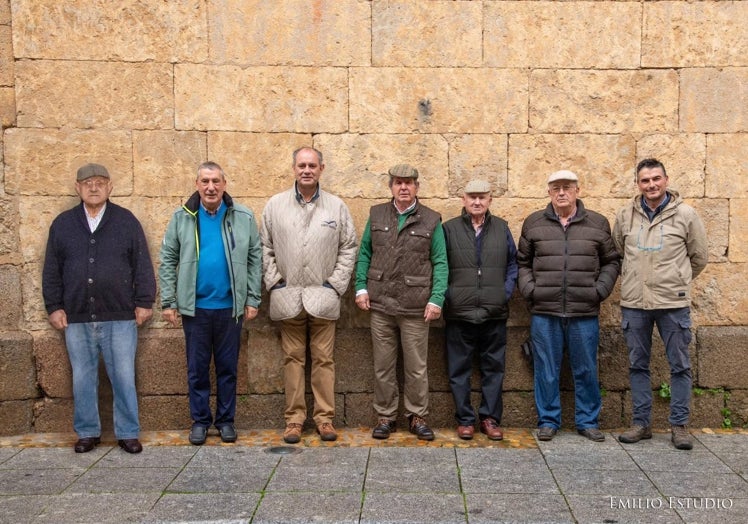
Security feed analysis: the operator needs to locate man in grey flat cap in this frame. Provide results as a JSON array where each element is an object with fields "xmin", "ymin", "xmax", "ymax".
[
  {"xmin": 517, "ymin": 170, "xmax": 620, "ymax": 443},
  {"xmin": 355, "ymin": 164, "xmax": 448, "ymax": 441},
  {"xmin": 43, "ymin": 163, "xmax": 156, "ymax": 454},
  {"xmin": 442, "ymin": 180, "xmax": 517, "ymax": 441}
]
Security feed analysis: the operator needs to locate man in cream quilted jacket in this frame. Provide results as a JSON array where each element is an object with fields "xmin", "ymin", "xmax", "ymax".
[{"xmin": 261, "ymin": 147, "xmax": 357, "ymax": 444}]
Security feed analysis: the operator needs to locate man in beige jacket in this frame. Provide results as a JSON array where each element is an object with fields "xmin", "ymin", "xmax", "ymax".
[{"xmin": 261, "ymin": 147, "xmax": 357, "ymax": 443}]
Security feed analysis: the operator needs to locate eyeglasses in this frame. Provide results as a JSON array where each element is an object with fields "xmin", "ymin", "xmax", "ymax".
[
  {"xmin": 79, "ymin": 179, "xmax": 109, "ymax": 189},
  {"xmin": 636, "ymin": 221, "xmax": 663, "ymax": 251},
  {"xmin": 549, "ymin": 184, "xmax": 576, "ymax": 194}
]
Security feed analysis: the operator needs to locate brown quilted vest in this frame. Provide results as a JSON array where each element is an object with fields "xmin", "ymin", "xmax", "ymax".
[{"xmin": 366, "ymin": 200, "xmax": 441, "ymax": 316}]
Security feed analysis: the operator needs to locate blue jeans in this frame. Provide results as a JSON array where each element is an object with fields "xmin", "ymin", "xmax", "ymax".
[
  {"xmin": 621, "ymin": 307, "xmax": 693, "ymax": 426},
  {"xmin": 65, "ymin": 320, "xmax": 139, "ymax": 439},
  {"xmin": 182, "ymin": 308, "xmax": 243, "ymax": 429},
  {"xmin": 531, "ymin": 314, "xmax": 601, "ymax": 430},
  {"xmin": 445, "ymin": 319, "xmax": 506, "ymax": 425}
]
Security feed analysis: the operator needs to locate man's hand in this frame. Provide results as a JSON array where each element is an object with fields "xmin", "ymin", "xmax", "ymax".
[
  {"xmin": 162, "ymin": 308, "xmax": 180, "ymax": 328},
  {"xmin": 355, "ymin": 292, "xmax": 370, "ymax": 311},
  {"xmin": 135, "ymin": 307, "xmax": 153, "ymax": 326},
  {"xmin": 424, "ymin": 303, "xmax": 441, "ymax": 322},
  {"xmin": 48, "ymin": 309, "xmax": 68, "ymax": 330},
  {"xmin": 244, "ymin": 306, "xmax": 259, "ymax": 320}
]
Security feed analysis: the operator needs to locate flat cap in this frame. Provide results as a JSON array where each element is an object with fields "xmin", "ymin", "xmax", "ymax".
[
  {"xmin": 387, "ymin": 164, "xmax": 419, "ymax": 179},
  {"xmin": 464, "ymin": 179, "xmax": 491, "ymax": 194},
  {"xmin": 76, "ymin": 163, "xmax": 110, "ymax": 181},
  {"xmin": 547, "ymin": 170, "xmax": 578, "ymax": 184}
]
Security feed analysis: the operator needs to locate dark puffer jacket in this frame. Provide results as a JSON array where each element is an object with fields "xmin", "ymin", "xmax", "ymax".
[{"xmin": 517, "ymin": 200, "xmax": 620, "ymax": 317}]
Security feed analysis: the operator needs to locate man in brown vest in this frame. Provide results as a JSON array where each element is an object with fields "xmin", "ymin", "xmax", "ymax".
[{"xmin": 354, "ymin": 164, "xmax": 448, "ymax": 441}]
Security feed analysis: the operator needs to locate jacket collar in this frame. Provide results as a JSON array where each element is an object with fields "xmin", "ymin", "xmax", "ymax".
[{"xmin": 183, "ymin": 191, "xmax": 234, "ymax": 214}]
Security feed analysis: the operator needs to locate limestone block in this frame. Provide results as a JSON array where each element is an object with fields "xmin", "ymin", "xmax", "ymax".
[
  {"xmin": 698, "ymin": 327, "xmax": 748, "ymax": 389},
  {"xmin": 210, "ymin": 0, "xmax": 370, "ymax": 66},
  {"xmin": 556, "ymin": 390, "xmax": 622, "ymax": 430},
  {"xmin": 725, "ymin": 390, "xmax": 748, "ymax": 428},
  {"xmin": 350, "ymin": 67, "xmax": 529, "ymax": 134},
  {"xmin": 5, "ymin": 129, "xmax": 133, "ymax": 196},
  {"xmin": 334, "ymin": 328, "xmax": 374, "ymax": 393},
  {"xmin": 133, "ymin": 131, "xmax": 207, "ymax": 197},
  {"xmin": 427, "ymin": 327, "xmax": 449, "ymax": 392},
  {"xmin": 0, "ymin": 400, "xmax": 33, "ymax": 435},
  {"xmin": 18, "ymin": 196, "xmax": 77, "ymax": 265},
  {"xmin": 0, "ymin": 0, "xmax": 9, "ymax": 25},
  {"xmin": 485, "ymin": 1, "xmax": 640, "ymax": 69},
  {"xmin": 597, "ymin": 328, "xmax": 630, "ymax": 392},
  {"xmin": 0, "ymin": 331, "xmax": 35, "ymax": 399},
  {"xmin": 246, "ymin": 326, "xmax": 284, "ymax": 395},
  {"xmin": 0, "ymin": 86, "xmax": 15, "ymax": 129},
  {"xmin": 207, "ymin": 132, "xmax": 311, "ymax": 198},
  {"xmin": 504, "ymin": 327, "xmax": 534, "ymax": 392},
  {"xmin": 691, "ymin": 263, "xmax": 748, "ymax": 326},
  {"xmin": 136, "ymin": 330, "xmax": 188, "ymax": 396},
  {"xmin": 0, "ymin": 193, "xmax": 19, "ymax": 262},
  {"xmin": 530, "ymin": 69, "xmax": 678, "ymax": 133},
  {"xmin": 372, "ymin": 0, "xmax": 481, "ymax": 67},
  {"xmin": 117, "ymin": 195, "xmax": 182, "ymax": 274},
  {"xmin": 0, "ymin": 265, "xmax": 20, "ymax": 330},
  {"xmin": 139, "ymin": 395, "xmax": 191, "ymax": 432},
  {"xmin": 636, "ymin": 134, "xmax": 707, "ymax": 198},
  {"xmin": 728, "ymin": 199, "xmax": 748, "ymax": 263},
  {"xmin": 175, "ymin": 65, "xmax": 348, "ymax": 133},
  {"xmin": 34, "ymin": 333, "xmax": 71, "ymax": 398},
  {"xmin": 643, "ymin": 1, "xmax": 748, "ymax": 68},
  {"xmin": 234, "ymin": 394, "xmax": 286, "ymax": 429},
  {"xmin": 508, "ymin": 134, "xmax": 635, "ymax": 198},
  {"xmin": 11, "ymin": 0, "xmax": 207, "ymax": 62},
  {"xmin": 33, "ymin": 397, "xmax": 73, "ymax": 433},
  {"xmin": 447, "ymin": 134, "xmax": 508, "ymax": 197},
  {"xmin": 688, "ymin": 198, "xmax": 729, "ymax": 264},
  {"xmin": 689, "ymin": 392, "xmax": 728, "ymax": 429},
  {"xmin": 21, "ymin": 262, "xmax": 49, "ymax": 330},
  {"xmin": 427, "ymin": 391, "xmax": 458, "ymax": 428},
  {"xmin": 680, "ymin": 68, "xmax": 748, "ymax": 133},
  {"xmin": 343, "ymin": 392, "xmax": 374, "ymax": 427},
  {"xmin": 706, "ymin": 134, "xmax": 748, "ymax": 199},
  {"xmin": 15, "ymin": 61, "xmax": 173, "ymax": 129},
  {"xmin": 0, "ymin": 25, "xmax": 12, "ymax": 87},
  {"xmin": 501, "ymin": 393, "xmax": 537, "ymax": 429},
  {"xmin": 314, "ymin": 133, "xmax": 449, "ymax": 199}
]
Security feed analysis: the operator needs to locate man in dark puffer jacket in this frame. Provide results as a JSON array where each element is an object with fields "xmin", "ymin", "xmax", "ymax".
[{"xmin": 518, "ymin": 170, "xmax": 620, "ymax": 442}]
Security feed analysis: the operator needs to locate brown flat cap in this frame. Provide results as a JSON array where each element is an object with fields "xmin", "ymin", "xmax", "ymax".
[
  {"xmin": 76, "ymin": 163, "xmax": 110, "ymax": 181},
  {"xmin": 387, "ymin": 164, "xmax": 419, "ymax": 179}
]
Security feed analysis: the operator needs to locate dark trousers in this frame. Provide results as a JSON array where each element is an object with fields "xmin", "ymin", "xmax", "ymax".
[
  {"xmin": 182, "ymin": 307, "xmax": 243, "ymax": 428},
  {"xmin": 445, "ymin": 319, "xmax": 507, "ymax": 425}
]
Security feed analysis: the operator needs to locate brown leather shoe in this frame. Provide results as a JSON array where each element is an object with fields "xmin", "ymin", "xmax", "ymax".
[
  {"xmin": 457, "ymin": 425, "xmax": 474, "ymax": 440},
  {"xmin": 317, "ymin": 422, "xmax": 338, "ymax": 442},
  {"xmin": 118, "ymin": 438, "xmax": 143, "ymax": 454},
  {"xmin": 283, "ymin": 423, "xmax": 303, "ymax": 444},
  {"xmin": 74, "ymin": 437, "xmax": 100, "ymax": 453},
  {"xmin": 480, "ymin": 418, "xmax": 504, "ymax": 440}
]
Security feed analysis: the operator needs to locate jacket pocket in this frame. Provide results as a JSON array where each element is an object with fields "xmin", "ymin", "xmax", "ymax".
[
  {"xmin": 302, "ymin": 286, "xmax": 341, "ymax": 321},
  {"xmin": 269, "ymin": 286, "xmax": 303, "ymax": 321},
  {"xmin": 367, "ymin": 268, "xmax": 384, "ymax": 282},
  {"xmin": 404, "ymin": 275, "xmax": 431, "ymax": 287}
]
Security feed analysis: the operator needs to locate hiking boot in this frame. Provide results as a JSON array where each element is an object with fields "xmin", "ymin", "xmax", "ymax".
[
  {"xmin": 283, "ymin": 423, "xmax": 303, "ymax": 444},
  {"xmin": 537, "ymin": 426, "xmax": 557, "ymax": 441},
  {"xmin": 671, "ymin": 424, "xmax": 693, "ymax": 450},
  {"xmin": 618, "ymin": 425, "xmax": 652, "ymax": 444},
  {"xmin": 578, "ymin": 428, "xmax": 606, "ymax": 442},
  {"xmin": 317, "ymin": 422, "xmax": 338, "ymax": 442},
  {"xmin": 408, "ymin": 415, "xmax": 435, "ymax": 441}
]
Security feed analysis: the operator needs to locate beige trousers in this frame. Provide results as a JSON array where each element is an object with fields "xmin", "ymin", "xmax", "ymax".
[
  {"xmin": 280, "ymin": 310, "xmax": 336, "ymax": 425},
  {"xmin": 370, "ymin": 310, "xmax": 430, "ymax": 420}
]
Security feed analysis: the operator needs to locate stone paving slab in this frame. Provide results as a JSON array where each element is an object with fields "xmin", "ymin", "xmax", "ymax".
[
  {"xmin": 648, "ymin": 470, "xmax": 748, "ymax": 498},
  {"xmin": 361, "ymin": 492, "xmax": 466, "ymax": 524},
  {"xmin": 36, "ymin": 493, "xmax": 159, "ymax": 523},
  {"xmin": 364, "ymin": 448, "xmax": 460, "ymax": 493},
  {"xmin": 143, "ymin": 493, "xmax": 260, "ymax": 523},
  {"xmin": 253, "ymin": 492, "xmax": 362, "ymax": 524},
  {"xmin": 568, "ymin": 494, "xmax": 683, "ymax": 524},
  {"xmin": 67, "ymin": 466, "xmax": 181, "ymax": 494},
  {"xmin": 465, "ymin": 493, "xmax": 573, "ymax": 523}
]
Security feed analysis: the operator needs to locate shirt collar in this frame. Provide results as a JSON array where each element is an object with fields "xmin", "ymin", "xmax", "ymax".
[{"xmin": 295, "ymin": 182, "xmax": 320, "ymax": 204}]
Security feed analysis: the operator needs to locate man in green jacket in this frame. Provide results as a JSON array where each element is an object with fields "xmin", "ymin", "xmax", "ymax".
[
  {"xmin": 159, "ymin": 161, "xmax": 262, "ymax": 445},
  {"xmin": 613, "ymin": 158, "xmax": 708, "ymax": 450},
  {"xmin": 355, "ymin": 164, "xmax": 448, "ymax": 441}
]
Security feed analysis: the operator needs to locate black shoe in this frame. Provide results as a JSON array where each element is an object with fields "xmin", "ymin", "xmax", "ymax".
[
  {"xmin": 118, "ymin": 438, "xmax": 143, "ymax": 454},
  {"xmin": 372, "ymin": 418, "xmax": 397, "ymax": 440},
  {"xmin": 578, "ymin": 428, "xmax": 605, "ymax": 442},
  {"xmin": 218, "ymin": 424, "xmax": 237, "ymax": 443},
  {"xmin": 189, "ymin": 425, "xmax": 208, "ymax": 445},
  {"xmin": 74, "ymin": 436, "xmax": 101, "ymax": 453},
  {"xmin": 408, "ymin": 415, "xmax": 435, "ymax": 441}
]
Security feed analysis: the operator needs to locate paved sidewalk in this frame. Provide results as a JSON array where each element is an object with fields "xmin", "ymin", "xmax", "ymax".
[{"xmin": 1, "ymin": 428, "xmax": 747, "ymax": 523}]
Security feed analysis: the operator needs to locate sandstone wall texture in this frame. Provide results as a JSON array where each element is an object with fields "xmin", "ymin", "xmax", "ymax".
[{"xmin": 1, "ymin": 0, "xmax": 746, "ymax": 435}]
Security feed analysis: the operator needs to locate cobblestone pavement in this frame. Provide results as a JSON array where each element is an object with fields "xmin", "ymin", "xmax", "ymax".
[{"xmin": 1, "ymin": 428, "xmax": 747, "ymax": 523}]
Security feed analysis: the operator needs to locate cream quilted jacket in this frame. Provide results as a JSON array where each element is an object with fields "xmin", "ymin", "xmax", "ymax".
[{"xmin": 261, "ymin": 187, "xmax": 357, "ymax": 321}]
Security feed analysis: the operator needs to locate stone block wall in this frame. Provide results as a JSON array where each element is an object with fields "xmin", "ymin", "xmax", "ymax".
[{"xmin": 0, "ymin": 0, "xmax": 746, "ymax": 435}]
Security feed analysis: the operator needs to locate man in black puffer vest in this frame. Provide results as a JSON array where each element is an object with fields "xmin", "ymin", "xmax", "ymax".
[{"xmin": 443, "ymin": 180, "xmax": 518, "ymax": 441}]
